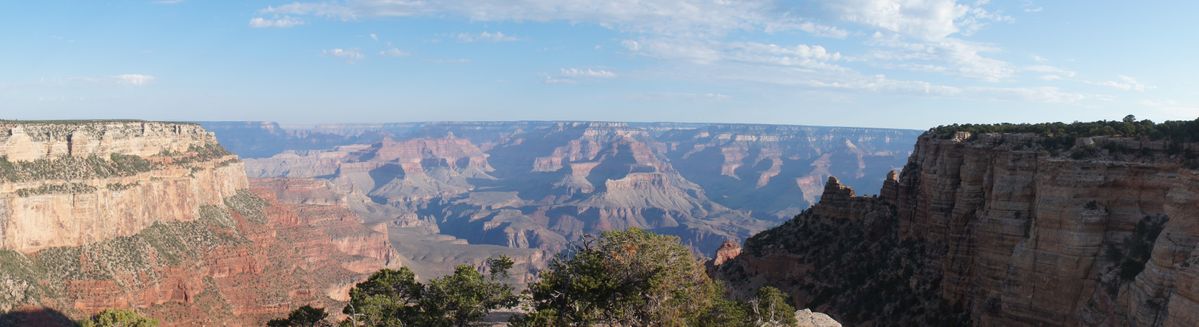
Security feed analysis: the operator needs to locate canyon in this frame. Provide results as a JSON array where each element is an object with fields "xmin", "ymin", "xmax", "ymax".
[
  {"xmin": 0, "ymin": 121, "xmax": 398, "ymax": 326},
  {"xmin": 715, "ymin": 129, "xmax": 1199, "ymax": 326},
  {"xmin": 204, "ymin": 121, "xmax": 918, "ymax": 273}
]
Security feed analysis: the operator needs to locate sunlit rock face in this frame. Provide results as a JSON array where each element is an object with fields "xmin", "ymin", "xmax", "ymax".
[
  {"xmin": 226, "ymin": 121, "xmax": 918, "ymax": 257},
  {"xmin": 0, "ymin": 122, "xmax": 398, "ymax": 326},
  {"xmin": 716, "ymin": 132, "xmax": 1199, "ymax": 326},
  {"xmin": 0, "ymin": 121, "xmax": 247, "ymax": 253}
]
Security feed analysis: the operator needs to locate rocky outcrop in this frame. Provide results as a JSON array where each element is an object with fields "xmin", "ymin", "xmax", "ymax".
[
  {"xmin": 0, "ymin": 121, "xmax": 247, "ymax": 253},
  {"xmin": 0, "ymin": 121, "xmax": 398, "ymax": 326},
  {"xmin": 0, "ymin": 121, "xmax": 218, "ymax": 161},
  {"xmin": 716, "ymin": 131, "xmax": 1199, "ymax": 326},
  {"xmin": 795, "ymin": 309, "xmax": 842, "ymax": 327},
  {"xmin": 713, "ymin": 240, "xmax": 741, "ymax": 266}
]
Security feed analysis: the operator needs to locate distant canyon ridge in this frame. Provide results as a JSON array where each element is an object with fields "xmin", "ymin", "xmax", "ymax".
[{"xmin": 201, "ymin": 121, "xmax": 920, "ymax": 270}]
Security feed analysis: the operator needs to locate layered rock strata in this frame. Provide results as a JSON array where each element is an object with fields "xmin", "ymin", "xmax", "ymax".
[
  {"xmin": 0, "ymin": 121, "xmax": 397, "ymax": 326},
  {"xmin": 717, "ymin": 132, "xmax": 1199, "ymax": 326}
]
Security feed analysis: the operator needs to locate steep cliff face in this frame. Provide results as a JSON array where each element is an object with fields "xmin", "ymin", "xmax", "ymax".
[
  {"xmin": 716, "ymin": 132, "xmax": 1199, "ymax": 326},
  {"xmin": 0, "ymin": 121, "xmax": 397, "ymax": 326},
  {"xmin": 0, "ymin": 121, "xmax": 247, "ymax": 253}
]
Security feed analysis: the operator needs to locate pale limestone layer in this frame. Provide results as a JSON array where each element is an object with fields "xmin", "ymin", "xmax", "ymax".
[
  {"xmin": 0, "ymin": 157, "xmax": 247, "ymax": 253},
  {"xmin": 0, "ymin": 122, "xmax": 217, "ymax": 161}
]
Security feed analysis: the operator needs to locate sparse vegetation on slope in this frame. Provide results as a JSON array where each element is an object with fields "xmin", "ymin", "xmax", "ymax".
[
  {"xmin": 224, "ymin": 189, "xmax": 269, "ymax": 224},
  {"xmin": 15, "ymin": 183, "xmax": 97, "ymax": 197},
  {"xmin": 0, "ymin": 192, "xmax": 254, "ymax": 310},
  {"xmin": 0, "ymin": 142, "xmax": 233, "ymax": 182}
]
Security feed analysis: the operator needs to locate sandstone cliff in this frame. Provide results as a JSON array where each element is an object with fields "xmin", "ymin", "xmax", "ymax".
[
  {"xmin": 716, "ymin": 130, "xmax": 1199, "ymax": 326},
  {"xmin": 0, "ymin": 121, "xmax": 398, "ymax": 326},
  {"xmin": 0, "ymin": 121, "xmax": 247, "ymax": 253}
]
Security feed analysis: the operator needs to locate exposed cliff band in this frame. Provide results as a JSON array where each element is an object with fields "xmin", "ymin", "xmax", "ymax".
[
  {"xmin": 0, "ymin": 121, "xmax": 398, "ymax": 326},
  {"xmin": 718, "ymin": 123, "xmax": 1199, "ymax": 326}
]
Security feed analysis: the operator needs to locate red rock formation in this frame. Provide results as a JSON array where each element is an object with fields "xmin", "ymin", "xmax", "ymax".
[
  {"xmin": 712, "ymin": 239, "xmax": 742, "ymax": 266},
  {"xmin": 1, "ymin": 179, "xmax": 397, "ymax": 326}
]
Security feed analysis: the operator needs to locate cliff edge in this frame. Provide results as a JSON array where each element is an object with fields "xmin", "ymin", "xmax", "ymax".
[
  {"xmin": 716, "ymin": 121, "xmax": 1199, "ymax": 326},
  {"xmin": 0, "ymin": 121, "xmax": 398, "ymax": 326}
]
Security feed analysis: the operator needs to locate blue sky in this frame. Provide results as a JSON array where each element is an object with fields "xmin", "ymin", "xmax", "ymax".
[{"xmin": 1, "ymin": 0, "xmax": 1196, "ymax": 129}]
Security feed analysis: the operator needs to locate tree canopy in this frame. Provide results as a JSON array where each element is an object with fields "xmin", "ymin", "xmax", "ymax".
[
  {"xmin": 267, "ymin": 305, "xmax": 332, "ymax": 327},
  {"xmin": 927, "ymin": 117, "xmax": 1199, "ymax": 144},
  {"xmin": 264, "ymin": 229, "xmax": 807, "ymax": 326},
  {"xmin": 80, "ymin": 309, "xmax": 158, "ymax": 327},
  {"xmin": 513, "ymin": 228, "xmax": 788, "ymax": 327},
  {"xmin": 338, "ymin": 256, "xmax": 518, "ymax": 327}
]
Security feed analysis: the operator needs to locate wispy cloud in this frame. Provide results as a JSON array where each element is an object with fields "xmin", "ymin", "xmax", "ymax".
[
  {"xmin": 559, "ymin": 68, "xmax": 617, "ymax": 78},
  {"xmin": 1023, "ymin": 64, "xmax": 1075, "ymax": 81},
  {"xmin": 379, "ymin": 48, "xmax": 409, "ymax": 57},
  {"xmin": 114, "ymin": 74, "xmax": 156, "ymax": 86},
  {"xmin": 249, "ymin": 16, "xmax": 304, "ymax": 28},
  {"xmin": 323, "ymin": 48, "xmax": 365, "ymax": 62},
  {"xmin": 1090, "ymin": 75, "xmax": 1151, "ymax": 92},
  {"xmin": 456, "ymin": 31, "xmax": 518, "ymax": 43},
  {"xmin": 249, "ymin": 0, "xmax": 1129, "ymax": 110},
  {"xmin": 829, "ymin": 0, "xmax": 1010, "ymax": 40},
  {"xmin": 1022, "ymin": 1, "xmax": 1044, "ymax": 13},
  {"xmin": 863, "ymin": 32, "xmax": 1013, "ymax": 81},
  {"xmin": 546, "ymin": 68, "xmax": 617, "ymax": 84},
  {"xmin": 260, "ymin": 0, "xmax": 785, "ymax": 38}
]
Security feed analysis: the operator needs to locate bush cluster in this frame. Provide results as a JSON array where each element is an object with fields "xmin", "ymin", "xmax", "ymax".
[{"xmin": 269, "ymin": 229, "xmax": 804, "ymax": 327}]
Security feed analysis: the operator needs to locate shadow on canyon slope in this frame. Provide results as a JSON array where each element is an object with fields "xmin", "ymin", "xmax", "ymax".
[{"xmin": 0, "ymin": 307, "xmax": 78, "ymax": 327}]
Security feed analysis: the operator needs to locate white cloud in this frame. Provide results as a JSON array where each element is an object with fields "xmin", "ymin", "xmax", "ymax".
[
  {"xmin": 560, "ymin": 68, "xmax": 617, "ymax": 78},
  {"xmin": 864, "ymin": 32, "xmax": 1012, "ymax": 81},
  {"xmin": 114, "ymin": 74, "xmax": 156, "ymax": 86},
  {"xmin": 323, "ymin": 48, "xmax": 365, "ymax": 62},
  {"xmin": 725, "ymin": 42, "xmax": 844, "ymax": 70},
  {"xmin": 795, "ymin": 22, "xmax": 850, "ymax": 38},
  {"xmin": 456, "ymin": 31, "xmax": 518, "ymax": 43},
  {"xmin": 379, "ymin": 48, "xmax": 409, "ymax": 57},
  {"xmin": 370, "ymin": 33, "xmax": 379, "ymax": 41},
  {"xmin": 829, "ymin": 0, "xmax": 1009, "ymax": 40},
  {"xmin": 547, "ymin": 68, "xmax": 617, "ymax": 84},
  {"xmin": 1022, "ymin": 1, "xmax": 1044, "ymax": 13},
  {"xmin": 249, "ymin": 16, "xmax": 305, "ymax": 28},
  {"xmin": 151, "ymin": 0, "xmax": 184, "ymax": 4},
  {"xmin": 1091, "ymin": 75, "xmax": 1151, "ymax": 92},
  {"xmin": 258, "ymin": 0, "xmax": 798, "ymax": 38},
  {"xmin": 1024, "ymin": 64, "xmax": 1075, "ymax": 81},
  {"xmin": 623, "ymin": 39, "xmax": 722, "ymax": 64}
]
